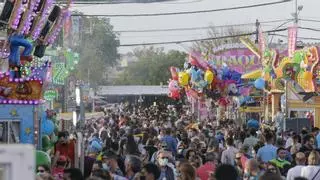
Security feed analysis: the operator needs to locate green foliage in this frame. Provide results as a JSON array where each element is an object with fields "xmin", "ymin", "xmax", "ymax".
[
  {"xmin": 75, "ymin": 17, "xmax": 120, "ymax": 87},
  {"xmin": 115, "ymin": 47, "xmax": 187, "ymax": 85}
]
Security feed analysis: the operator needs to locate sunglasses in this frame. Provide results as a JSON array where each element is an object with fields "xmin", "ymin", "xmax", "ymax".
[{"xmin": 37, "ymin": 169, "xmax": 45, "ymax": 173}]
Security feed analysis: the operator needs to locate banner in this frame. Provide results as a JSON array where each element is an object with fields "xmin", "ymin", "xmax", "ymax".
[
  {"xmin": 63, "ymin": 15, "xmax": 72, "ymax": 47},
  {"xmin": 71, "ymin": 16, "xmax": 80, "ymax": 45},
  {"xmin": 209, "ymin": 48, "xmax": 262, "ymax": 73},
  {"xmin": 288, "ymin": 26, "xmax": 298, "ymax": 58},
  {"xmin": 258, "ymin": 25, "xmax": 266, "ymax": 53}
]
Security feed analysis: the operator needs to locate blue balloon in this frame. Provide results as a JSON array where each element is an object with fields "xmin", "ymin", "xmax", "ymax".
[
  {"xmin": 247, "ymin": 119, "xmax": 259, "ymax": 129},
  {"xmin": 190, "ymin": 67, "xmax": 202, "ymax": 82},
  {"xmin": 42, "ymin": 120, "xmax": 54, "ymax": 135},
  {"xmin": 89, "ymin": 140, "xmax": 102, "ymax": 153},
  {"xmin": 254, "ymin": 78, "xmax": 265, "ymax": 90}
]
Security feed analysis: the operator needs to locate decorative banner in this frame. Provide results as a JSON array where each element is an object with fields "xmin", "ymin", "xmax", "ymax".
[
  {"xmin": 288, "ymin": 26, "xmax": 298, "ymax": 58},
  {"xmin": 63, "ymin": 14, "xmax": 72, "ymax": 47},
  {"xmin": 208, "ymin": 48, "xmax": 262, "ymax": 73},
  {"xmin": 71, "ymin": 16, "xmax": 80, "ymax": 44},
  {"xmin": 53, "ymin": 63, "xmax": 68, "ymax": 85},
  {"xmin": 44, "ymin": 90, "xmax": 58, "ymax": 101},
  {"xmin": 258, "ymin": 25, "xmax": 266, "ymax": 54},
  {"xmin": 0, "ymin": 72, "xmax": 43, "ymax": 102}
]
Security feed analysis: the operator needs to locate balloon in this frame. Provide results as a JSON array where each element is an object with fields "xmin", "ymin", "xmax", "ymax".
[
  {"xmin": 168, "ymin": 80, "xmax": 180, "ymax": 100},
  {"xmin": 169, "ymin": 66, "xmax": 178, "ymax": 80},
  {"xmin": 90, "ymin": 140, "xmax": 102, "ymax": 152},
  {"xmin": 254, "ymin": 78, "xmax": 265, "ymax": 90},
  {"xmin": 178, "ymin": 71, "xmax": 189, "ymax": 86},
  {"xmin": 227, "ymin": 83, "xmax": 238, "ymax": 96},
  {"xmin": 247, "ymin": 119, "xmax": 259, "ymax": 130},
  {"xmin": 184, "ymin": 62, "xmax": 191, "ymax": 69},
  {"xmin": 36, "ymin": 150, "xmax": 51, "ymax": 167},
  {"xmin": 42, "ymin": 135, "xmax": 50, "ymax": 151},
  {"xmin": 198, "ymin": 80, "xmax": 207, "ymax": 88},
  {"xmin": 204, "ymin": 70, "xmax": 214, "ymax": 84},
  {"xmin": 42, "ymin": 120, "xmax": 54, "ymax": 135},
  {"xmin": 189, "ymin": 54, "xmax": 200, "ymax": 67},
  {"xmin": 190, "ymin": 67, "xmax": 202, "ymax": 83}
]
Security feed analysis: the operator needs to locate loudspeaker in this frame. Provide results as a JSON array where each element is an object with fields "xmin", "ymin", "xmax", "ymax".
[
  {"xmin": 48, "ymin": 5, "xmax": 61, "ymax": 22},
  {"xmin": 0, "ymin": 0, "xmax": 14, "ymax": 23},
  {"xmin": 39, "ymin": 21, "xmax": 51, "ymax": 38}
]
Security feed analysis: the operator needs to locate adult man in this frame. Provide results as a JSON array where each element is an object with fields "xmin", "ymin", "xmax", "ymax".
[
  {"xmin": 221, "ymin": 137, "xmax": 239, "ymax": 166},
  {"xmin": 161, "ymin": 128, "xmax": 177, "ymax": 155},
  {"xmin": 269, "ymin": 147, "xmax": 291, "ymax": 176},
  {"xmin": 243, "ymin": 128, "xmax": 259, "ymax": 155},
  {"xmin": 125, "ymin": 155, "xmax": 142, "ymax": 180},
  {"xmin": 156, "ymin": 150, "xmax": 176, "ymax": 180},
  {"xmin": 102, "ymin": 150, "xmax": 124, "ymax": 176},
  {"xmin": 196, "ymin": 152, "xmax": 216, "ymax": 180},
  {"xmin": 141, "ymin": 163, "xmax": 161, "ymax": 180},
  {"xmin": 286, "ymin": 152, "xmax": 306, "ymax": 180},
  {"xmin": 257, "ymin": 133, "xmax": 278, "ymax": 163}
]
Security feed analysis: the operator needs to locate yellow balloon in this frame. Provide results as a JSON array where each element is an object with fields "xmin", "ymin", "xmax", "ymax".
[
  {"xmin": 178, "ymin": 72, "xmax": 189, "ymax": 86},
  {"xmin": 204, "ymin": 70, "xmax": 214, "ymax": 84}
]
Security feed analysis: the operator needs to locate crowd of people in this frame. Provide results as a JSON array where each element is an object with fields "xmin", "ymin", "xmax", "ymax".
[{"xmin": 36, "ymin": 102, "xmax": 320, "ymax": 180}]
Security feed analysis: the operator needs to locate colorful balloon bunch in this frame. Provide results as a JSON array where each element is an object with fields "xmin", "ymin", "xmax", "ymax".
[{"xmin": 168, "ymin": 52, "xmax": 247, "ymax": 104}]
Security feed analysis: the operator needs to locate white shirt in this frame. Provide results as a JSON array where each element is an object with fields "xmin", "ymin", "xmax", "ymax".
[
  {"xmin": 301, "ymin": 165, "xmax": 320, "ymax": 180},
  {"xmin": 285, "ymin": 137, "xmax": 293, "ymax": 149},
  {"xmin": 286, "ymin": 165, "xmax": 305, "ymax": 180},
  {"xmin": 221, "ymin": 146, "xmax": 238, "ymax": 166}
]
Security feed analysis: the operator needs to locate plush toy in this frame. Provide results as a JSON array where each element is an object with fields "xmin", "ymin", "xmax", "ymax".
[{"xmin": 168, "ymin": 79, "xmax": 180, "ymax": 100}]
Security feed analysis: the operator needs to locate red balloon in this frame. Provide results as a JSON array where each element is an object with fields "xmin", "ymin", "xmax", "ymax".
[{"xmin": 170, "ymin": 66, "xmax": 178, "ymax": 80}]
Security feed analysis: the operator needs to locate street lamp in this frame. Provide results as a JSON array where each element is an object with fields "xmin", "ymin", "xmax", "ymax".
[
  {"xmin": 72, "ymin": 111, "xmax": 77, "ymax": 127},
  {"xmin": 75, "ymin": 87, "xmax": 80, "ymax": 106}
]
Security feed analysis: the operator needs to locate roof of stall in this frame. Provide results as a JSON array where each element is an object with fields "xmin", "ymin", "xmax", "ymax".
[{"xmin": 97, "ymin": 86, "xmax": 168, "ymax": 96}]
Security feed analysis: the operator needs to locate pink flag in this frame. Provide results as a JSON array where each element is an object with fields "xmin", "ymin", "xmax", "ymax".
[
  {"xmin": 258, "ymin": 25, "xmax": 266, "ymax": 53},
  {"xmin": 288, "ymin": 26, "xmax": 298, "ymax": 58}
]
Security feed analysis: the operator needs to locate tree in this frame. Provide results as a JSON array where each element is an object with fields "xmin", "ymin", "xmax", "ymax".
[
  {"xmin": 114, "ymin": 47, "xmax": 187, "ymax": 85},
  {"xmin": 75, "ymin": 17, "xmax": 120, "ymax": 87},
  {"xmin": 192, "ymin": 26, "xmax": 248, "ymax": 54}
]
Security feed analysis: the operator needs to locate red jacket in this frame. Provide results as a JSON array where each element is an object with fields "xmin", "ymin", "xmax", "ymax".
[
  {"xmin": 196, "ymin": 162, "xmax": 216, "ymax": 180},
  {"xmin": 54, "ymin": 140, "xmax": 76, "ymax": 167}
]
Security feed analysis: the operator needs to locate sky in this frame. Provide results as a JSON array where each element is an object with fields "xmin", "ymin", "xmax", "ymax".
[{"xmin": 71, "ymin": 0, "xmax": 320, "ymax": 54}]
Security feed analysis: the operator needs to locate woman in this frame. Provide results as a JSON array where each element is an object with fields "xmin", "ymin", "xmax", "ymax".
[
  {"xmin": 37, "ymin": 164, "xmax": 51, "ymax": 176},
  {"xmin": 301, "ymin": 150, "xmax": 320, "ymax": 179},
  {"xmin": 177, "ymin": 162, "xmax": 197, "ymax": 180},
  {"xmin": 36, "ymin": 164, "xmax": 54, "ymax": 180}
]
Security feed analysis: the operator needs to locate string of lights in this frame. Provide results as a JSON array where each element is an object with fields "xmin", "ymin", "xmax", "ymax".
[
  {"xmin": 119, "ymin": 28, "xmax": 288, "ymax": 46},
  {"xmin": 71, "ymin": 0, "xmax": 292, "ymax": 17},
  {"xmin": 115, "ymin": 19, "xmax": 292, "ymax": 33}
]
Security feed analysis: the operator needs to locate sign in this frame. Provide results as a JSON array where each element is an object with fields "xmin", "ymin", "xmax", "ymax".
[
  {"xmin": 210, "ymin": 48, "xmax": 262, "ymax": 73},
  {"xmin": 288, "ymin": 26, "xmax": 298, "ymax": 58}
]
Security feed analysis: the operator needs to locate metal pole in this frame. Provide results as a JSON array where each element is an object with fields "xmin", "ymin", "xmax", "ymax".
[
  {"xmin": 78, "ymin": 85, "xmax": 85, "ymax": 174},
  {"xmin": 294, "ymin": 0, "xmax": 298, "ymax": 24},
  {"xmin": 197, "ymin": 97, "xmax": 200, "ymax": 122}
]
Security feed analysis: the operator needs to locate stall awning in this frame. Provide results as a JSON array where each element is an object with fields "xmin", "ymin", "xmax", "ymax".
[
  {"xmin": 58, "ymin": 112, "xmax": 105, "ymax": 120},
  {"xmin": 97, "ymin": 86, "xmax": 168, "ymax": 96}
]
